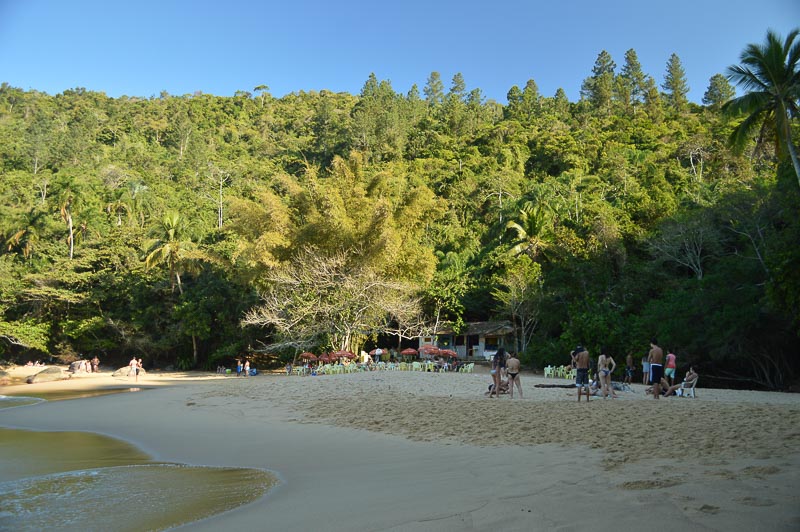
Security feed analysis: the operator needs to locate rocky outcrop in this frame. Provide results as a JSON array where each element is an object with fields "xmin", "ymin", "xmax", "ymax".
[
  {"xmin": 26, "ymin": 366, "xmax": 69, "ymax": 384},
  {"xmin": 112, "ymin": 366, "xmax": 147, "ymax": 377}
]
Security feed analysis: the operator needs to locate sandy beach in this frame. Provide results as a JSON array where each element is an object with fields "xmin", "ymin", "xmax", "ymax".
[{"xmin": 2, "ymin": 364, "xmax": 799, "ymax": 531}]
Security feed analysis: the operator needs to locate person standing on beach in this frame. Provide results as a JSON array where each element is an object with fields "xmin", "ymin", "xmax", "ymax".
[
  {"xmin": 664, "ymin": 351, "xmax": 677, "ymax": 386},
  {"xmin": 129, "ymin": 356, "xmax": 138, "ymax": 381},
  {"xmin": 243, "ymin": 359, "xmax": 250, "ymax": 377},
  {"xmin": 91, "ymin": 356, "xmax": 100, "ymax": 373},
  {"xmin": 574, "ymin": 346, "xmax": 590, "ymax": 402},
  {"xmin": 597, "ymin": 348, "xmax": 618, "ymax": 399},
  {"xmin": 506, "ymin": 352, "xmax": 522, "ymax": 399},
  {"xmin": 488, "ymin": 348, "xmax": 506, "ymax": 398},
  {"xmin": 648, "ymin": 339, "xmax": 664, "ymax": 399},
  {"xmin": 137, "ymin": 358, "xmax": 143, "ymax": 381},
  {"xmin": 641, "ymin": 354, "xmax": 650, "ymax": 385},
  {"xmin": 624, "ymin": 353, "xmax": 634, "ymax": 386},
  {"xmin": 236, "ymin": 359, "xmax": 243, "ymax": 377}
]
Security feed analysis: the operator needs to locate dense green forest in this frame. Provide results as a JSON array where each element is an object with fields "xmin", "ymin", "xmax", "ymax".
[{"xmin": 1, "ymin": 31, "xmax": 798, "ymax": 389}]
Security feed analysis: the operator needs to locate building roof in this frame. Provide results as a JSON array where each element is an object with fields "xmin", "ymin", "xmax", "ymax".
[{"xmin": 436, "ymin": 321, "xmax": 514, "ymax": 336}]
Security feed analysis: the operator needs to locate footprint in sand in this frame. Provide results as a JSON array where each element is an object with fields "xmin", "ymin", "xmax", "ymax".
[
  {"xmin": 619, "ymin": 478, "xmax": 682, "ymax": 490},
  {"xmin": 697, "ymin": 504, "xmax": 720, "ymax": 514},
  {"xmin": 741, "ymin": 466, "xmax": 780, "ymax": 478},
  {"xmin": 735, "ymin": 496, "xmax": 775, "ymax": 507}
]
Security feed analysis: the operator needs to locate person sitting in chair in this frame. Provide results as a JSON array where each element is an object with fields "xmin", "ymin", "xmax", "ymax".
[{"xmin": 667, "ymin": 367, "xmax": 698, "ymax": 396}]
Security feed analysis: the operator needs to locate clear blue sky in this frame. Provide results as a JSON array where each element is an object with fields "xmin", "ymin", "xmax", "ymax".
[{"xmin": 0, "ymin": 0, "xmax": 797, "ymax": 103}]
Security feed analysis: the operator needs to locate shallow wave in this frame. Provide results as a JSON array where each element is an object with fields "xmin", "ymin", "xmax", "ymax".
[
  {"xmin": 0, "ymin": 395, "xmax": 45, "ymax": 409},
  {"xmin": 0, "ymin": 463, "xmax": 277, "ymax": 532}
]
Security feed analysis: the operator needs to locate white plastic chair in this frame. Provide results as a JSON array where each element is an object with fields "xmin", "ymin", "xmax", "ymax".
[{"xmin": 677, "ymin": 377, "xmax": 698, "ymax": 398}]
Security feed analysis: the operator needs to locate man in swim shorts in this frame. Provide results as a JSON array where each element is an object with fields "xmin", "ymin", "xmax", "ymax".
[
  {"xmin": 648, "ymin": 339, "xmax": 664, "ymax": 399},
  {"xmin": 664, "ymin": 351, "xmax": 677, "ymax": 386},
  {"xmin": 574, "ymin": 346, "xmax": 590, "ymax": 402}
]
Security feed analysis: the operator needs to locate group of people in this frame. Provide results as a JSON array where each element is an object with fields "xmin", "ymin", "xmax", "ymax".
[
  {"xmin": 236, "ymin": 359, "xmax": 252, "ymax": 377},
  {"xmin": 75, "ymin": 356, "xmax": 101, "ymax": 373},
  {"xmin": 571, "ymin": 339, "xmax": 697, "ymax": 401},
  {"xmin": 645, "ymin": 367, "xmax": 699, "ymax": 397},
  {"xmin": 640, "ymin": 344, "xmax": 678, "ymax": 390},
  {"xmin": 486, "ymin": 348, "xmax": 523, "ymax": 399},
  {"xmin": 128, "ymin": 356, "xmax": 143, "ymax": 382}
]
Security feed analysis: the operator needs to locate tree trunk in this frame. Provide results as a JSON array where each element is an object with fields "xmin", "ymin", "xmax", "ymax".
[
  {"xmin": 67, "ymin": 212, "xmax": 74, "ymax": 259},
  {"xmin": 786, "ymin": 136, "xmax": 800, "ymax": 188}
]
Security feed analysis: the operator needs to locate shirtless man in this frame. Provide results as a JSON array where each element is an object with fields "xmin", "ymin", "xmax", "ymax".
[
  {"xmin": 574, "ymin": 346, "xmax": 590, "ymax": 402},
  {"xmin": 506, "ymin": 352, "xmax": 522, "ymax": 399},
  {"xmin": 648, "ymin": 339, "xmax": 664, "ymax": 399},
  {"xmin": 624, "ymin": 354, "xmax": 634, "ymax": 386},
  {"xmin": 129, "ymin": 356, "xmax": 139, "ymax": 382}
]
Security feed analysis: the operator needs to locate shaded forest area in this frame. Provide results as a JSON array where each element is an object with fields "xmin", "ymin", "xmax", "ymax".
[{"xmin": 0, "ymin": 38, "xmax": 798, "ymax": 389}]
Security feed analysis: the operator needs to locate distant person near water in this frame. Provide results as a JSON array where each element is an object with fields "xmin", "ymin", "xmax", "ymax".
[{"xmin": 129, "ymin": 356, "xmax": 138, "ymax": 381}]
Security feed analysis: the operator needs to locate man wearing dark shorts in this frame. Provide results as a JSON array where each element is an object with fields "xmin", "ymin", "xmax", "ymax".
[
  {"xmin": 574, "ymin": 346, "xmax": 590, "ymax": 402},
  {"xmin": 648, "ymin": 339, "xmax": 664, "ymax": 399}
]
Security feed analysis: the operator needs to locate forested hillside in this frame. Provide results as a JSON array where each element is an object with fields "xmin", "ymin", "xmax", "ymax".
[{"xmin": 1, "ymin": 39, "xmax": 797, "ymax": 389}]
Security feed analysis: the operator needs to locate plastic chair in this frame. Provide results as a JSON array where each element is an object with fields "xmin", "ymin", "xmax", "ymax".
[
  {"xmin": 544, "ymin": 365, "xmax": 553, "ymax": 378},
  {"xmin": 677, "ymin": 377, "xmax": 698, "ymax": 398}
]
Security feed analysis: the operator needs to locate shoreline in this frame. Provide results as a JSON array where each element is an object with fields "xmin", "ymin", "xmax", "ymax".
[{"xmin": 2, "ymin": 366, "xmax": 799, "ymax": 531}]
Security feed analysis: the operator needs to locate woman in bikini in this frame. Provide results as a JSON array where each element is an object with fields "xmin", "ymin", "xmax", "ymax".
[
  {"xmin": 506, "ymin": 352, "xmax": 522, "ymax": 399},
  {"xmin": 597, "ymin": 348, "xmax": 618, "ymax": 398},
  {"xmin": 488, "ymin": 348, "xmax": 506, "ymax": 398}
]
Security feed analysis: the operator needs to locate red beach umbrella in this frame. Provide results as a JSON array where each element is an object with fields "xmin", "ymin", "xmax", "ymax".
[
  {"xmin": 400, "ymin": 347, "xmax": 418, "ymax": 356},
  {"xmin": 318, "ymin": 354, "xmax": 331, "ymax": 363},
  {"xmin": 299, "ymin": 352, "xmax": 317, "ymax": 360},
  {"xmin": 419, "ymin": 344, "xmax": 440, "ymax": 356},
  {"xmin": 440, "ymin": 349, "xmax": 458, "ymax": 358}
]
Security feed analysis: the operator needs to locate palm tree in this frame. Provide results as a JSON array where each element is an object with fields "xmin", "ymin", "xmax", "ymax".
[
  {"xmin": 144, "ymin": 211, "xmax": 219, "ymax": 366},
  {"xmin": 723, "ymin": 28, "xmax": 800, "ymax": 185},
  {"xmin": 5, "ymin": 209, "xmax": 45, "ymax": 260},
  {"xmin": 144, "ymin": 211, "xmax": 199, "ymax": 295},
  {"xmin": 505, "ymin": 200, "xmax": 553, "ymax": 260}
]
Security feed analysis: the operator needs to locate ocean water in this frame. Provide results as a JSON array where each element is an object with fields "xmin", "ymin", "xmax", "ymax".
[
  {"xmin": 0, "ymin": 462, "xmax": 276, "ymax": 532},
  {"xmin": 0, "ymin": 398, "xmax": 278, "ymax": 531},
  {"xmin": 0, "ymin": 395, "xmax": 44, "ymax": 409}
]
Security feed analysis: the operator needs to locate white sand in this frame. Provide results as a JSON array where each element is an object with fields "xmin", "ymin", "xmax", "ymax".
[{"xmin": 2, "ymin": 365, "xmax": 799, "ymax": 531}]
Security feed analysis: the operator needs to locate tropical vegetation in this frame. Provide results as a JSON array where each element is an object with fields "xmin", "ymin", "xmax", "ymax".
[{"xmin": 0, "ymin": 29, "xmax": 798, "ymax": 389}]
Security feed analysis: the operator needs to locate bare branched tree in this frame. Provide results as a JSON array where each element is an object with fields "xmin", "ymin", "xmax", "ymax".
[
  {"xmin": 650, "ymin": 215, "xmax": 719, "ymax": 280},
  {"xmin": 242, "ymin": 247, "xmax": 426, "ymax": 353}
]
